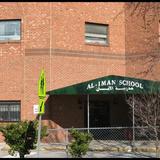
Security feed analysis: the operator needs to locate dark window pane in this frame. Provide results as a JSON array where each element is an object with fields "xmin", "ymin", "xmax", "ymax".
[
  {"xmin": 0, "ymin": 101, "xmax": 20, "ymax": 122},
  {"xmin": 86, "ymin": 23, "xmax": 107, "ymax": 35}
]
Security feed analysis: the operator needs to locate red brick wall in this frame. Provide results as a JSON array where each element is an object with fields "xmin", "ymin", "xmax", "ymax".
[
  {"xmin": 0, "ymin": 2, "xmax": 127, "ymax": 122},
  {"xmin": 125, "ymin": 2, "xmax": 160, "ymax": 80},
  {"xmin": 0, "ymin": 2, "xmax": 158, "ymax": 140}
]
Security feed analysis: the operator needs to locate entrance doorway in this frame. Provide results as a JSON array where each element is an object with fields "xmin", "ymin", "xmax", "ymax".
[{"xmin": 89, "ymin": 101, "xmax": 110, "ymax": 127}]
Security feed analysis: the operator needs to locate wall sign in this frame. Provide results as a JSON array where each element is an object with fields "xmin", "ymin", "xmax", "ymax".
[
  {"xmin": 33, "ymin": 104, "xmax": 39, "ymax": 114},
  {"xmin": 87, "ymin": 79, "xmax": 143, "ymax": 92}
]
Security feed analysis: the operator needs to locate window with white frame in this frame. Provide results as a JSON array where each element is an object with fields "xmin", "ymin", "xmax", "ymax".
[
  {"xmin": 0, "ymin": 101, "xmax": 20, "ymax": 122},
  {"xmin": 0, "ymin": 20, "xmax": 21, "ymax": 41},
  {"xmin": 85, "ymin": 22, "xmax": 108, "ymax": 45}
]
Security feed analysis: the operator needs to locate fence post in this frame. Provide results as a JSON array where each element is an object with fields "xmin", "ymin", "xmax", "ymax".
[
  {"xmin": 66, "ymin": 129, "xmax": 69, "ymax": 144},
  {"xmin": 132, "ymin": 94, "xmax": 135, "ymax": 149},
  {"xmin": 87, "ymin": 94, "xmax": 90, "ymax": 133},
  {"xmin": 66, "ymin": 129, "xmax": 69, "ymax": 157}
]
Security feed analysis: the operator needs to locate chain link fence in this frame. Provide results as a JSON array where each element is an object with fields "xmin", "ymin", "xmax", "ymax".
[
  {"xmin": 42, "ymin": 127, "xmax": 159, "ymax": 145},
  {"xmin": 42, "ymin": 127, "xmax": 159, "ymax": 152}
]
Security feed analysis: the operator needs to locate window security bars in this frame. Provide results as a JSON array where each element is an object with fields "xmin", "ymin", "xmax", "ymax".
[{"xmin": 0, "ymin": 101, "xmax": 20, "ymax": 122}]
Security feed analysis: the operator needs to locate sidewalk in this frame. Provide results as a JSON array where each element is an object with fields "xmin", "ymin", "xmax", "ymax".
[
  {"xmin": 89, "ymin": 140, "xmax": 158, "ymax": 153},
  {"xmin": 41, "ymin": 140, "xmax": 159, "ymax": 153},
  {"xmin": 0, "ymin": 140, "xmax": 159, "ymax": 157}
]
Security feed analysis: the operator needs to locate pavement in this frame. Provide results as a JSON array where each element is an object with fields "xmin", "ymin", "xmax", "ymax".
[
  {"xmin": 41, "ymin": 140, "xmax": 160, "ymax": 153},
  {"xmin": 89, "ymin": 140, "xmax": 159, "ymax": 153},
  {"xmin": 0, "ymin": 140, "xmax": 159, "ymax": 158},
  {"xmin": 0, "ymin": 149, "xmax": 157, "ymax": 158}
]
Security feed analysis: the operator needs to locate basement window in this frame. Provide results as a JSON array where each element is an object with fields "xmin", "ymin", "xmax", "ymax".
[
  {"xmin": 0, "ymin": 101, "xmax": 20, "ymax": 122},
  {"xmin": 0, "ymin": 20, "xmax": 21, "ymax": 41},
  {"xmin": 85, "ymin": 22, "xmax": 108, "ymax": 45}
]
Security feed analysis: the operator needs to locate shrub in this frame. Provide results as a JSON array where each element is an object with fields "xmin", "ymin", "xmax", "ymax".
[
  {"xmin": 68, "ymin": 128, "xmax": 93, "ymax": 158},
  {"xmin": 0, "ymin": 120, "xmax": 48, "ymax": 158}
]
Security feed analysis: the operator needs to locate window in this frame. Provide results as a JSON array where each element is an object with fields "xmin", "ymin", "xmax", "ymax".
[
  {"xmin": 0, "ymin": 101, "xmax": 20, "ymax": 122},
  {"xmin": 85, "ymin": 22, "xmax": 108, "ymax": 45},
  {"xmin": 0, "ymin": 20, "xmax": 21, "ymax": 41}
]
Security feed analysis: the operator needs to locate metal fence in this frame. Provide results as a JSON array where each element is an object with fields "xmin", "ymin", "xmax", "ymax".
[{"xmin": 42, "ymin": 127, "xmax": 159, "ymax": 145}]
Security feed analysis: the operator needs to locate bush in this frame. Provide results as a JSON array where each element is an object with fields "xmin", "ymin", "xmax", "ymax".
[
  {"xmin": 68, "ymin": 128, "xmax": 93, "ymax": 158},
  {"xmin": 0, "ymin": 120, "xmax": 48, "ymax": 158}
]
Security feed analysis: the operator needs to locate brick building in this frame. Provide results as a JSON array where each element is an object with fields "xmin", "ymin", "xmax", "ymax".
[{"xmin": 0, "ymin": 2, "xmax": 159, "ymax": 141}]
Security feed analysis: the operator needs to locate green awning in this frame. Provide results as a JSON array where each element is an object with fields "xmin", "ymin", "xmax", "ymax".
[{"xmin": 47, "ymin": 75, "xmax": 160, "ymax": 95}]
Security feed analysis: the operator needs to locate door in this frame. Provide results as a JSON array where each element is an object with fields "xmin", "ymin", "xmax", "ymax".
[{"xmin": 89, "ymin": 101, "xmax": 110, "ymax": 127}]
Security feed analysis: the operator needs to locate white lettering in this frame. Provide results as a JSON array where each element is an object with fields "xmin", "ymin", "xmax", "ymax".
[
  {"xmin": 119, "ymin": 80, "xmax": 143, "ymax": 89},
  {"xmin": 87, "ymin": 83, "xmax": 94, "ymax": 89},
  {"xmin": 119, "ymin": 80, "xmax": 123, "ymax": 85},
  {"xmin": 111, "ymin": 80, "xmax": 116, "ymax": 85},
  {"xmin": 87, "ymin": 79, "xmax": 143, "ymax": 91},
  {"xmin": 101, "ymin": 80, "xmax": 107, "ymax": 86},
  {"xmin": 123, "ymin": 80, "xmax": 128, "ymax": 85},
  {"xmin": 135, "ymin": 82, "xmax": 139, "ymax": 88},
  {"xmin": 130, "ymin": 81, "xmax": 135, "ymax": 86},
  {"xmin": 107, "ymin": 80, "xmax": 111, "ymax": 85},
  {"xmin": 139, "ymin": 83, "xmax": 143, "ymax": 89}
]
